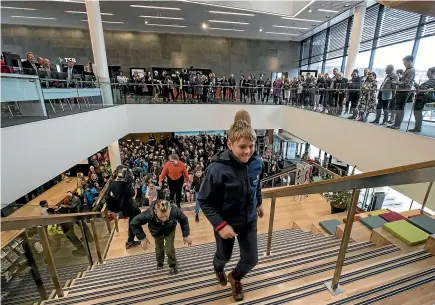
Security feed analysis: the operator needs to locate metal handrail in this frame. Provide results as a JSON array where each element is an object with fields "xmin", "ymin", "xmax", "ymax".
[{"xmin": 262, "ymin": 160, "xmax": 435, "ymax": 199}]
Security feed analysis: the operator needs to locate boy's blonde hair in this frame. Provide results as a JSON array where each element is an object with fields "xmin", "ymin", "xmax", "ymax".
[
  {"xmin": 154, "ymin": 200, "xmax": 170, "ymax": 214},
  {"xmin": 229, "ymin": 110, "xmax": 256, "ymax": 142}
]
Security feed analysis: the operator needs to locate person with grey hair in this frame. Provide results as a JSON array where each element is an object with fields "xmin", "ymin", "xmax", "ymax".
[
  {"xmin": 159, "ymin": 154, "xmax": 190, "ymax": 208},
  {"xmin": 371, "ymin": 64, "xmax": 398, "ymax": 124}
]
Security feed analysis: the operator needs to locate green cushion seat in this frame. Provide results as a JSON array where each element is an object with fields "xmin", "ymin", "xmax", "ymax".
[
  {"xmin": 368, "ymin": 209, "xmax": 389, "ymax": 216},
  {"xmin": 359, "ymin": 216, "xmax": 388, "ymax": 230},
  {"xmin": 408, "ymin": 215, "xmax": 435, "ymax": 234},
  {"xmin": 383, "ymin": 220, "xmax": 429, "ymax": 246},
  {"xmin": 319, "ymin": 219, "xmax": 341, "ymax": 235}
]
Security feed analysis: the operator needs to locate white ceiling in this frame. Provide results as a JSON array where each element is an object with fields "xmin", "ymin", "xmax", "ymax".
[{"xmin": 0, "ymin": 0, "xmax": 359, "ymax": 41}]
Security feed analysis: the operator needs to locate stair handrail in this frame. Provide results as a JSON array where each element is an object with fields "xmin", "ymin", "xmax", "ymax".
[
  {"xmin": 262, "ymin": 160, "xmax": 435, "ymax": 199},
  {"xmin": 262, "ymin": 164, "xmax": 297, "ymax": 183}
]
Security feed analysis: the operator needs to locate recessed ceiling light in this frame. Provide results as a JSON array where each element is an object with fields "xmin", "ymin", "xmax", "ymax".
[
  {"xmin": 318, "ymin": 9, "xmax": 339, "ymax": 13},
  {"xmin": 326, "ymin": 15, "xmax": 330, "ymax": 18},
  {"xmin": 11, "ymin": 16, "xmax": 56, "ymax": 20},
  {"xmin": 145, "ymin": 20, "xmax": 148, "ymax": 24},
  {"xmin": 264, "ymin": 32, "xmax": 298, "ymax": 35},
  {"xmin": 81, "ymin": 20, "xmax": 124, "ymax": 24},
  {"xmin": 293, "ymin": 0, "xmax": 315, "ymax": 17},
  {"xmin": 345, "ymin": 4, "xmax": 350, "ymax": 7},
  {"xmin": 139, "ymin": 15, "xmax": 184, "ymax": 20},
  {"xmin": 130, "ymin": 5, "xmax": 181, "ymax": 11},
  {"xmin": 273, "ymin": 25, "xmax": 309, "ymax": 30},
  {"xmin": 209, "ymin": 10, "xmax": 254, "ymax": 17},
  {"xmin": 202, "ymin": 22, "xmax": 208, "ymax": 29},
  {"xmin": 208, "ymin": 20, "xmax": 249, "ymax": 25},
  {"xmin": 282, "ymin": 17, "xmax": 322, "ymax": 23},
  {"xmin": 1, "ymin": 6, "xmax": 37, "ymax": 10},
  {"xmin": 259, "ymin": 28, "xmax": 263, "ymax": 32},
  {"xmin": 208, "ymin": 27, "xmax": 245, "ymax": 32},
  {"xmin": 308, "ymin": 10, "xmax": 312, "ymax": 13},
  {"xmin": 146, "ymin": 23, "xmax": 187, "ymax": 28},
  {"xmin": 65, "ymin": 11, "xmax": 113, "ymax": 15},
  {"xmin": 312, "ymin": 24, "xmax": 316, "ymax": 26}
]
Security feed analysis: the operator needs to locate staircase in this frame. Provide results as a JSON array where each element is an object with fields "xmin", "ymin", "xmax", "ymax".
[{"xmin": 40, "ymin": 210, "xmax": 435, "ymax": 305}]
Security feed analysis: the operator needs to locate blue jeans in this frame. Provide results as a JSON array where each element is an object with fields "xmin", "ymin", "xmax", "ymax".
[{"xmin": 195, "ymin": 192, "xmax": 200, "ymax": 215}]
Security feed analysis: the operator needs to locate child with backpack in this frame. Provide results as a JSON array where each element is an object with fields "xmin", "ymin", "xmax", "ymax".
[
  {"xmin": 130, "ymin": 200, "xmax": 192, "ymax": 274},
  {"xmin": 191, "ymin": 166, "xmax": 204, "ymax": 222}
]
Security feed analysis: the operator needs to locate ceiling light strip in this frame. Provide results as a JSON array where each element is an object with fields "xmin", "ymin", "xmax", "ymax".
[
  {"xmin": 10, "ymin": 16, "xmax": 57, "ymax": 20},
  {"xmin": 1, "ymin": 6, "xmax": 37, "ymax": 10},
  {"xmin": 130, "ymin": 5, "xmax": 181, "ymax": 11},
  {"xmin": 208, "ymin": 27, "xmax": 245, "ymax": 32},
  {"xmin": 146, "ymin": 23, "xmax": 187, "ymax": 28},
  {"xmin": 292, "ymin": 0, "xmax": 316, "ymax": 17},
  {"xmin": 139, "ymin": 16, "xmax": 184, "ymax": 20},
  {"xmin": 318, "ymin": 9, "xmax": 339, "ymax": 13},
  {"xmin": 65, "ymin": 10, "xmax": 113, "ymax": 15},
  {"xmin": 208, "ymin": 20, "xmax": 249, "ymax": 25},
  {"xmin": 273, "ymin": 25, "xmax": 309, "ymax": 30},
  {"xmin": 281, "ymin": 17, "xmax": 322, "ymax": 23},
  {"xmin": 81, "ymin": 20, "xmax": 124, "ymax": 24},
  {"xmin": 265, "ymin": 32, "xmax": 297, "ymax": 35},
  {"xmin": 208, "ymin": 10, "xmax": 254, "ymax": 17}
]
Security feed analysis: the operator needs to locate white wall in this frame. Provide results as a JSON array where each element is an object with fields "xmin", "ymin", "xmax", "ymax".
[
  {"xmin": 1, "ymin": 106, "xmax": 128, "ymax": 205},
  {"xmin": 2, "ymin": 104, "xmax": 434, "ymax": 206}
]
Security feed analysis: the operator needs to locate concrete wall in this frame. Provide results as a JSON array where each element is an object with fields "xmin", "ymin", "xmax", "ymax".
[{"xmin": 1, "ymin": 25, "xmax": 300, "ymax": 77}]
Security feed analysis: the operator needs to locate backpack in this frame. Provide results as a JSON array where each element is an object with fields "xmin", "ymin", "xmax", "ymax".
[{"xmin": 105, "ymin": 181, "xmax": 127, "ymax": 213}]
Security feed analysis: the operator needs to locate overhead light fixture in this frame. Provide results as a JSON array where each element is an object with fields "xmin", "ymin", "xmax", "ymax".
[
  {"xmin": 345, "ymin": 4, "xmax": 350, "ymax": 7},
  {"xmin": 208, "ymin": 10, "xmax": 254, "ymax": 17},
  {"xmin": 145, "ymin": 23, "xmax": 186, "ymax": 28},
  {"xmin": 293, "ymin": 0, "xmax": 315, "ymax": 17},
  {"xmin": 10, "ymin": 16, "xmax": 56, "ymax": 20},
  {"xmin": 208, "ymin": 20, "xmax": 249, "ymax": 25},
  {"xmin": 65, "ymin": 10, "xmax": 113, "ymax": 15},
  {"xmin": 1, "ymin": 6, "xmax": 38, "ymax": 10},
  {"xmin": 318, "ymin": 9, "xmax": 339, "ymax": 13},
  {"xmin": 259, "ymin": 28, "xmax": 263, "ymax": 32},
  {"xmin": 308, "ymin": 10, "xmax": 312, "ymax": 13},
  {"xmin": 52, "ymin": 0, "xmax": 85, "ymax": 3},
  {"xmin": 264, "ymin": 31, "xmax": 297, "ymax": 35},
  {"xmin": 139, "ymin": 16, "xmax": 184, "ymax": 20},
  {"xmin": 326, "ymin": 15, "xmax": 330, "ymax": 18},
  {"xmin": 273, "ymin": 25, "xmax": 309, "ymax": 30},
  {"xmin": 282, "ymin": 17, "xmax": 322, "ymax": 23},
  {"xmin": 81, "ymin": 20, "xmax": 124, "ymax": 24},
  {"xmin": 208, "ymin": 27, "xmax": 244, "ymax": 32},
  {"xmin": 202, "ymin": 22, "xmax": 208, "ymax": 29},
  {"xmin": 130, "ymin": 5, "xmax": 181, "ymax": 11}
]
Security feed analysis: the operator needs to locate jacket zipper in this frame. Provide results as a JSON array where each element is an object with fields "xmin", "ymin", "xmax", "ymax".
[{"xmin": 244, "ymin": 165, "xmax": 249, "ymax": 224}]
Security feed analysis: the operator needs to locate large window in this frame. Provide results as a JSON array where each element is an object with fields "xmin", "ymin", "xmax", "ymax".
[
  {"xmin": 324, "ymin": 57, "xmax": 343, "ymax": 75},
  {"xmin": 309, "ymin": 61, "xmax": 322, "ymax": 74},
  {"xmin": 372, "ymin": 40, "xmax": 414, "ymax": 85},
  {"xmin": 414, "ymin": 35, "xmax": 435, "ymax": 83},
  {"xmin": 354, "ymin": 51, "xmax": 371, "ymax": 75}
]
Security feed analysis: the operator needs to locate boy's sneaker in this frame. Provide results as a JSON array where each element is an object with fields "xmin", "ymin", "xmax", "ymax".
[
  {"xmin": 125, "ymin": 241, "xmax": 141, "ymax": 249},
  {"xmin": 169, "ymin": 264, "xmax": 178, "ymax": 275},
  {"xmin": 228, "ymin": 271, "xmax": 244, "ymax": 302},
  {"xmin": 157, "ymin": 264, "xmax": 164, "ymax": 270},
  {"xmin": 214, "ymin": 267, "xmax": 228, "ymax": 286},
  {"xmin": 195, "ymin": 214, "xmax": 199, "ymax": 222}
]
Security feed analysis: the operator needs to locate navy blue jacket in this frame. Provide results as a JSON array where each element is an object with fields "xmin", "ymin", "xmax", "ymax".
[{"xmin": 198, "ymin": 149, "xmax": 264, "ymax": 231}]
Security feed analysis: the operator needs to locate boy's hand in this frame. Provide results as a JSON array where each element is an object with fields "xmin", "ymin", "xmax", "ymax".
[
  {"xmin": 183, "ymin": 236, "xmax": 192, "ymax": 246},
  {"xmin": 141, "ymin": 238, "xmax": 150, "ymax": 251},
  {"xmin": 257, "ymin": 206, "xmax": 265, "ymax": 218},
  {"xmin": 219, "ymin": 225, "xmax": 237, "ymax": 239}
]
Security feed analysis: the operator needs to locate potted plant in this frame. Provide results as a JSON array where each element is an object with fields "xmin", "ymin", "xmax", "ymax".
[{"xmin": 325, "ymin": 191, "xmax": 353, "ymax": 214}]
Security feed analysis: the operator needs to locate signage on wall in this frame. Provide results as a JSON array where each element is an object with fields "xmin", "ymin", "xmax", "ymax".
[{"xmin": 64, "ymin": 58, "xmax": 77, "ymax": 63}]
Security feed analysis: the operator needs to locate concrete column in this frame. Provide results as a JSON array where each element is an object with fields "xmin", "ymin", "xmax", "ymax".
[
  {"xmin": 85, "ymin": 0, "xmax": 113, "ymax": 105},
  {"xmin": 108, "ymin": 140, "xmax": 121, "ymax": 170},
  {"xmin": 344, "ymin": 3, "xmax": 367, "ymax": 79}
]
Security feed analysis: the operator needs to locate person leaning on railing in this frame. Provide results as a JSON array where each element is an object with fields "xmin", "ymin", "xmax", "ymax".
[
  {"xmin": 371, "ymin": 65, "xmax": 398, "ymax": 125},
  {"xmin": 409, "ymin": 66, "xmax": 435, "ymax": 133},
  {"xmin": 347, "ymin": 70, "xmax": 362, "ymax": 120}
]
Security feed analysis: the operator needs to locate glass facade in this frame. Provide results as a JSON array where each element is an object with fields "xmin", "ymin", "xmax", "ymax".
[{"xmin": 299, "ymin": 3, "xmax": 435, "ymax": 78}]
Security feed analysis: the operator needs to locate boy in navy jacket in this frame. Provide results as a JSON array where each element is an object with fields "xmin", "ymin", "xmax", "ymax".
[{"xmin": 198, "ymin": 114, "xmax": 264, "ymax": 301}]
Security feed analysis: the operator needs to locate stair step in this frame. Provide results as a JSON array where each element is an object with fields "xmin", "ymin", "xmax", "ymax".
[{"xmin": 43, "ymin": 242, "xmax": 383, "ymax": 305}]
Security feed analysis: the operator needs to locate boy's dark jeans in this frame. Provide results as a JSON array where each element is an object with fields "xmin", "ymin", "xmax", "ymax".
[
  {"xmin": 213, "ymin": 220, "xmax": 258, "ymax": 281},
  {"xmin": 155, "ymin": 229, "xmax": 177, "ymax": 267}
]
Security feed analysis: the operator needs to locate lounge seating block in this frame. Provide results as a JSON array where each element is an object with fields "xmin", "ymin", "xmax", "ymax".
[
  {"xmin": 408, "ymin": 215, "xmax": 435, "ymax": 234},
  {"xmin": 383, "ymin": 220, "xmax": 429, "ymax": 246},
  {"xmin": 359, "ymin": 216, "xmax": 388, "ymax": 230},
  {"xmin": 319, "ymin": 219, "xmax": 341, "ymax": 235},
  {"xmin": 368, "ymin": 209, "xmax": 389, "ymax": 216},
  {"xmin": 379, "ymin": 211, "xmax": 407, "ymax": 222}
]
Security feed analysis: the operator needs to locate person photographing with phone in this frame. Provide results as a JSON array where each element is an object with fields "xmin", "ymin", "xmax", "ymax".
[
  {"xmin": 130, "ymin": 200, "xmax": 191, "ymax": 274},
  {"xmin": 198, "ymin": 110, "xmax": 264, "ymax": 302}
]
